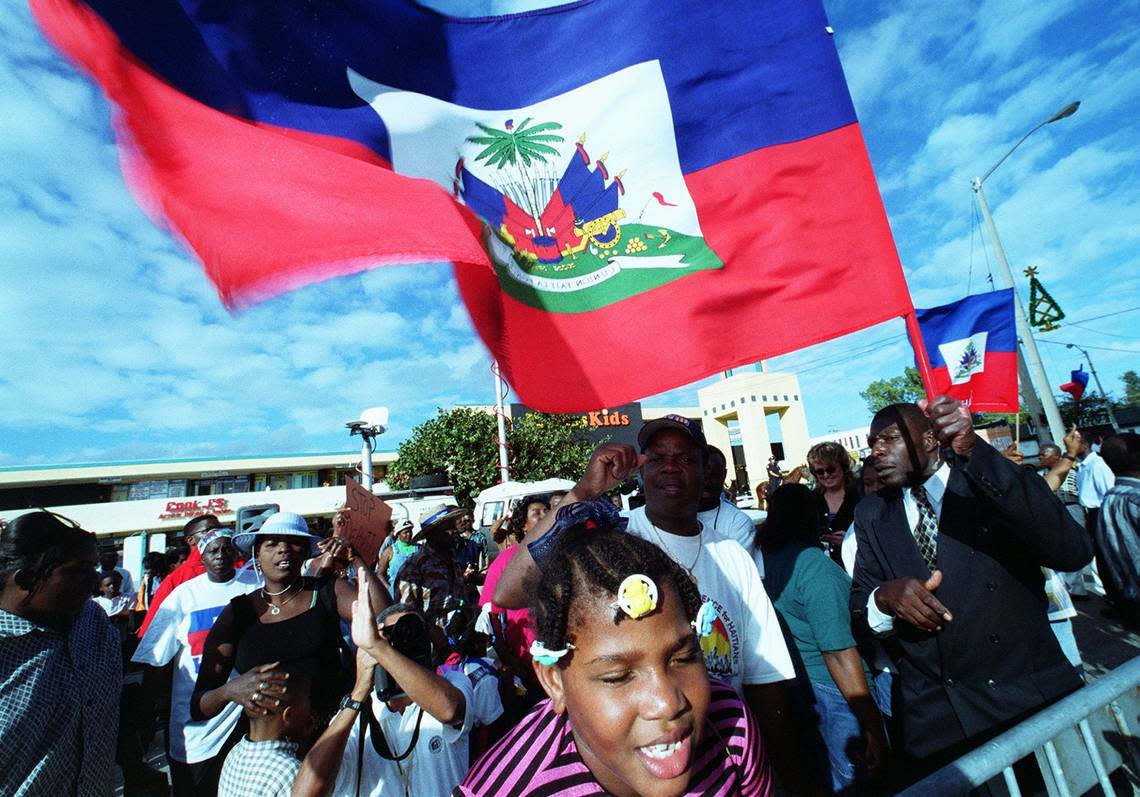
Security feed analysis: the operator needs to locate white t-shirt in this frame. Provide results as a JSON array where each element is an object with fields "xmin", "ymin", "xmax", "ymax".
[
  {"xmin": 624, "ymin": 507, "xmax": 794, "ymax": 690},
  {"xmin": 132, "ymin": 570, "xmax": 260, "ymax": 763},
  {"xmin": 697, "ymin": 498, "xmax": 757, "ymax": 550},
  {"xmin": 332, "ymin": 669, "xmax": 476, "ymax": 797}
]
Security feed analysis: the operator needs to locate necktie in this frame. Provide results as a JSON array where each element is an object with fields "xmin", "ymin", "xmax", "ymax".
[{"xmin": 911, "ymin": 484, "xmax": 940, "ymax": 571}]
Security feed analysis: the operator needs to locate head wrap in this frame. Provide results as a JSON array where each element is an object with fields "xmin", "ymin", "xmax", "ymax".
[{"xmin": 197, "ymin": 527, "xmax": 234, "ymax": 553}]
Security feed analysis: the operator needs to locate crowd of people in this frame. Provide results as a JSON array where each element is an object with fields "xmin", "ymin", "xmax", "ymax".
[{"xmin": 1, "ymin": 396, "xmax": 1137, "ymax": 796}]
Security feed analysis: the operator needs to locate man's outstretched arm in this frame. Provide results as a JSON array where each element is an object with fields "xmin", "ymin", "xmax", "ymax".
[{"xmin": 493, "ymin": 443, "xmax": 643, "ymax": 609}]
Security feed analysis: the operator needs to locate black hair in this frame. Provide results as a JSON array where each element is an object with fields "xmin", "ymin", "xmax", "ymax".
[
  {"xmin": 0, "ymin": 511, "xmax": 96, "ymax": 596},
  {"xmin": 529, "ymin": 519, "xmax": 703, "ymax": 665},
  {"xmin": 183, "ymin": 514, "xmax": 220, "ymax": 538},
  {"xmin": 870, "ymin": 403, "xmax": 934, "ymax": 441},
  {"xmin": 143, "ymin": 551, "xmax": 169, "ymax": 576},
  {"xmin": 505, "ymin": 493, "xmax": 552, "ymax": 544},
  {"xmin": 100, "ymin": 570, "xmax": 124, "ymax": 586},
  {"xmin": 165, "ymin": 545, "xmax": 188, "ymax": 564},
  {"xmin": 1101, "ymin": 434, "xmax": 1140, "ymax": 476},
  {"xmin": 755, "ymin": 484, "xmax": 826, "ymax": 551}
]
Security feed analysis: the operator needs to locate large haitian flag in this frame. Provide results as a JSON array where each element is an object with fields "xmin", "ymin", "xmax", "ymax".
[
  {"xmin": 915, "ymin": 289, "xmax": 1019, "ymax": 412},
  {"xmin": 32, "ymin": 0, "xmax": 912, "ymax": 412}
]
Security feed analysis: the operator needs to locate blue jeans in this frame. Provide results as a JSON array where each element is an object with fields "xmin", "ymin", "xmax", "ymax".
[{"xmin": 810, "ymin": 680, "xmax": 866, "ymax": 794}]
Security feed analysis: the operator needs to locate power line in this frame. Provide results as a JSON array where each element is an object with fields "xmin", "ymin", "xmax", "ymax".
[
  {"xmin": 1059, "ymin": 305, "xmax": 1140, "ymax": 326},
  {"xmin": 1063, "ymin": 321, "xmax": 1137, "ymax": 340},
  {"xmin": 1036, "ymin": 338, "xmax": 1139, "ymax": 354}
]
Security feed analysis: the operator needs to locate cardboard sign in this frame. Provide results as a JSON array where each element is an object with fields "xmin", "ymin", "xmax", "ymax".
[{"xmin": 342, "ymin": 476, "xmax": 392, "ymax": 568}]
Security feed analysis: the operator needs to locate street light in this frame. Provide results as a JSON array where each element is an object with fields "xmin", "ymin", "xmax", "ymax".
[
  {"xmin": 971, "ymin": 100, "xmax": 1080, "ymax": 445},
  {"xmin": 1065, "ymin": 343, "xmax": 1121, "ymax": 432},
  {"xmin": 347, "ymin": 407, "xmax": 389, "ymax": 489}
]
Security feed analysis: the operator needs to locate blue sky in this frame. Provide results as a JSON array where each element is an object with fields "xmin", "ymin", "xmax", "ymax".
[{"xmin": 1, "ymin": 0, "xmax": 1137, "ymax": 466}]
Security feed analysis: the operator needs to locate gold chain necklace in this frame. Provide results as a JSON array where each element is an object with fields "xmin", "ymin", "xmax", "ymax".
[
  {"xmin": 649, "ymin": 520, "xmax": 703, "ymax": 578},
  {"xmin": 262, "ymin": 580, "xmax": 302, "ymax": 616}
]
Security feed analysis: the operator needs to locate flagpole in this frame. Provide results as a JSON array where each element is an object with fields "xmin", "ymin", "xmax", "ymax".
[
  {"xmin": 903, "ymin": 311, "xmax": 936, "ymax": 401},
  {"xmin": 491, "ymin": 361, "xmax": 511, "ymax": 484}
]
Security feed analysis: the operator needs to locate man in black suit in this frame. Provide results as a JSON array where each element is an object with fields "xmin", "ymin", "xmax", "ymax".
[{"xmin": 850, "ymin": 397, "xmax": 1092, "ymax": 769}]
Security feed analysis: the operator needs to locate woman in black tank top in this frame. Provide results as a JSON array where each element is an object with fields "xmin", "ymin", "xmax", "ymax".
[{"xmin": 190, "ymin": 515, "xmax": 390, "ymax": 724}]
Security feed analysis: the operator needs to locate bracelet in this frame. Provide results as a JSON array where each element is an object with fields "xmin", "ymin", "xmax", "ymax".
[
  {"xmin": 1061, "ymin": 454, "xmax": 1077, "ymax": 462},
  {"xmin": 339, "ymin": 695, "xmax": 364, "ymax": 712}
]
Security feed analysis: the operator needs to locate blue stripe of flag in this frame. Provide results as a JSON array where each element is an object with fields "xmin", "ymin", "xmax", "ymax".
[
  {"xmin": 916, "ymin": 288, "xmax": 1017, "ymax": 370},
  {"xmin": 82, "ymin": 0, "xmax": 856, "ymax": 172}
]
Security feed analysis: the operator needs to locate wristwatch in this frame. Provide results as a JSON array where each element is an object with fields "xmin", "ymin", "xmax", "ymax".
[{"xmin": 339, "ymin": 695, "xmax": 364, "ymax": 712}]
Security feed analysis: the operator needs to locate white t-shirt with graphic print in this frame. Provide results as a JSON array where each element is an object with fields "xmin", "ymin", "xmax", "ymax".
[{"xmin": 624, "ymin": 507, "xmax": 794, "ymax": 691}]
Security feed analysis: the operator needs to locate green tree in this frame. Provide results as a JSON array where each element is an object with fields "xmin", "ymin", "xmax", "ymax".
[
  {"xmin": 859, "ymin": 367, "xmax": 926, "ymax": 414},
  {"xmin": 1122, "ymin": 370, "xmax": 1140, "ymax": 406},
  {"xmin": 386, "ymin": 407, "xmax": 595, "ymax": 507},
  {"xmin": 1056, "ymin": 392, "xmax": 1123, "ymax": 429}
]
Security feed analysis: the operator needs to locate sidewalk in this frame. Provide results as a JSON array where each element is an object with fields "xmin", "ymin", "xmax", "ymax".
[{"xmin": 1070, "ymin": 592, "xmax": 1140, "ymax": 677}]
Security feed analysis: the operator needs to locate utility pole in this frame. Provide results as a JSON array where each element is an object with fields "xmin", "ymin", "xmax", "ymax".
[
  {"xmin": 971, "ymin": 182, "xmax": 1065, "ymax": 445},
  {"xmin": 970, "ymin": 99, "xmax": 1079, "ymax": 446}
]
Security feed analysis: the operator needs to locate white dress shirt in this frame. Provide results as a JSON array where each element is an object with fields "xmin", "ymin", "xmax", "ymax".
[
  {"xmin": 866, "ymin": 462, "xmax": 951, "ymax": 634},
  {"xmin": 1076, "ymin": 450, "xmax": 1115, "ymax": 509}
]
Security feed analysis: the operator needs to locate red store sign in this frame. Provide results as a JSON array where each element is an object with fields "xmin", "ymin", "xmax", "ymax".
[{"xmin": 159, "ymin": 497, "xmax": 234, "ymax": 520}]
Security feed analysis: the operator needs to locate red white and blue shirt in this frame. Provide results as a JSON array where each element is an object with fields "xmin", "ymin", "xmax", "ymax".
[{"xmin": 132, "ymin": 570, "xmax": 259, "ymax": 763}]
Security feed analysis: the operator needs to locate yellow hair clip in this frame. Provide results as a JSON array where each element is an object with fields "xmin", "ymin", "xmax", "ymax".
[{"xmin": 614, "ymin": 574, "xmax": 659, "ymax": 620}]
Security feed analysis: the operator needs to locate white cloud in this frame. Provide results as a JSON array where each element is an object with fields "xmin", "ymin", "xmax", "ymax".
[{"xmin": 0, "ymin": 0, "xmax": 1136, "ymax": 467}]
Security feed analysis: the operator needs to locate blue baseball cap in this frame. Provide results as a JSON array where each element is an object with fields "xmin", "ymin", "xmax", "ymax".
[{"xmin": 637, "ymin": 414, "xmax": 707, "ymax": 452}]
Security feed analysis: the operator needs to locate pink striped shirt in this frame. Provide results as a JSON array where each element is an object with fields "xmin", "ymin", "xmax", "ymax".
[{"xmin": 454, "ymin": 679, "xmax": 771, "ymax": 796}]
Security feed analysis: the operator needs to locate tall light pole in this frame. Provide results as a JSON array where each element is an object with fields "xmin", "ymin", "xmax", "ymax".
[
  {"xmin": 1066, "ymin": 343, "xmax": 1121, "ymax": 432},
  {"xmin": 491, "ymin": 362, "xmax": 511, "ymax": 484},
  {"xmin": 971, "ymin": 100, "xmax": 1079, "ymax": 446},
  {"xmin": 347, "ymin": 407, "xmax": 389, "ymax": 490}
]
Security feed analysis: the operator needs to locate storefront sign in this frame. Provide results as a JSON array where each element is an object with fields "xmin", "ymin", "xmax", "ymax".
[
  {"xmin": 510, "ymin": 401, "xmax": 644, "ymax": 448},
  {"xmin": 158, "ymin": 497, "xmax": 233, "ymax": 520},
  {"xmin": 587, "ymin": 408, "xmax": 630, "ymax": 428}
]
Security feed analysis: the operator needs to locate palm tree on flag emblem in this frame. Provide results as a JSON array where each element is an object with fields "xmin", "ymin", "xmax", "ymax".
[{"xmin": 467, "ymin": 117, "xmax": 565, "ymax": 239}]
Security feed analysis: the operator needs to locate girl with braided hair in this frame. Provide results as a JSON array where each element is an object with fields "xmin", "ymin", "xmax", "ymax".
[{"xmin": 458, "ymin": 501, "xmax": 771, "ymax": 797}]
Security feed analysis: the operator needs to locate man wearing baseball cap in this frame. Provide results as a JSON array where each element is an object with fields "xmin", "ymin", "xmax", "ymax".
[
  {"xmin": 493, "ymin": 415, "xmax": 820, "ymax": 793},
  {"xmin": 392, "ymin": 504, "xmax": 475, "ymax": 628}
]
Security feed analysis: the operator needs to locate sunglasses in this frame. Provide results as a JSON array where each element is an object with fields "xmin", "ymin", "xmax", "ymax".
[{"xmin": 812, "ymin": 466, "xmax": 840, "ymax": 477}]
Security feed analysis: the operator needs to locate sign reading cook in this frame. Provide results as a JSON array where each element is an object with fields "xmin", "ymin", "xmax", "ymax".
[{"xmin": 159, "ymin": 497, "xmax": 233, "ymax": 520}]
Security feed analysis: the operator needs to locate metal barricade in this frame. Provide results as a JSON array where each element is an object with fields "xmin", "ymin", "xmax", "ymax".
[{"xmin": 899, "ymin": 656, "xmax": 1140, "ymax": 796}]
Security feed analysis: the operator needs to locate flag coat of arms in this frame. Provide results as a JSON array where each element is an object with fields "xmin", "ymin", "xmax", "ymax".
[
  {"xmin": 33, "ymin": 0, "xmax": 912, "ymax": 411},
  {"xmin": 915, "ymin": 289, "xmax": 1018, "ymax": 412}
]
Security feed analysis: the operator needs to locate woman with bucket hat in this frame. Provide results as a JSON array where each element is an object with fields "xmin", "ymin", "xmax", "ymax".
[{"xmin": 191, "ymin": 511, "xmax": 390, "ymax": 728}]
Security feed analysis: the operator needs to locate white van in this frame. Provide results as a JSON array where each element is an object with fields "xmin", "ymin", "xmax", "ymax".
[{"xmin": 473, "ymin": 478, "xmax": 576, "ymax": 532}]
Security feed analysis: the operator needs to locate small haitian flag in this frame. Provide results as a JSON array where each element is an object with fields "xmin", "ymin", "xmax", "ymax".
[
  {"xmin": 1060, "ymin": 366, "xmax": 1089, "ymax": 402},
  {"xmin": 32, "ymin": 0, "xmax": 912, "ymax": 412},
  {"xmin": 915, "ymin": 289, "xmax": 1018, "ymax": 412}
]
